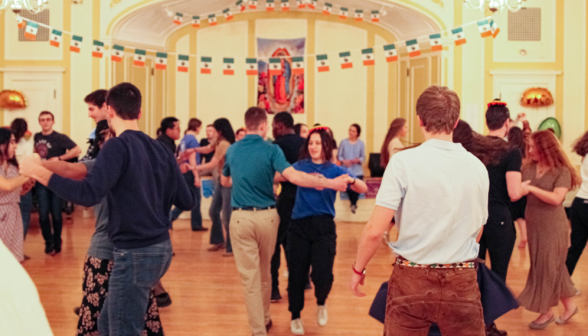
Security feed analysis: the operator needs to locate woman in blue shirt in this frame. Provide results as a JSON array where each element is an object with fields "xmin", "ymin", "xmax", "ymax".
[
  {"xmin": 280, "ymin": 127, "xmax": 367, "ymax": 335},
  {"xmin": 338, "ymin": 123, "xmax": 365, "ymax": 213}
]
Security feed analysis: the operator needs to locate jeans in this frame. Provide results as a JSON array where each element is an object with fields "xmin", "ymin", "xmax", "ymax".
[
  {"xmin": 98, "ymin": 240, "xmax": 173, "ymax": 336},
  {"xmin": 19, "ymin": 191, "xmax": 33, "ymax": 238},
  {"xmin": 271, "ymin": 194, "xmax": 296, "ymax": 292},
  {"xmin": 170, "ymin": 171, "xmax": 203, "ymax": 230},
  {"xmin": 346, "ymin": 175, "xmax": 364, "ymax": 206},
  {"xmin": 385, "ymin": 263, "xmax": 485, "ymax": 336},
  {"xmin": 37, "ymin": 183, "xmax": 63, "ymax": 248},
  {"xmin": 478, "ymin": 204, "xmax": 515, "ymax": 282},
  {"xmin": 209, "ymin": 181, "xmax": 233, "ymax": 252},
  {"xmin": 566, "ymin": 197, "xmax": 588, "ymax": 275},
  {"xmin": 287, "ymin": 215, "xmax": 337, "ymax": 320}
]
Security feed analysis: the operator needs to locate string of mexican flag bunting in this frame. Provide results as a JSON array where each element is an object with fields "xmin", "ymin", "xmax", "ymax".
[{"xmin": 16, "ymin": 0, "xmax": 500, "ymax": 76}]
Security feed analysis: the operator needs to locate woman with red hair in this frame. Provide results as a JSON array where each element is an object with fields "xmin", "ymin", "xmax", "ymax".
[{"xmin": 518, "ymin": 130, "xmax": 580, "ymax": 329}]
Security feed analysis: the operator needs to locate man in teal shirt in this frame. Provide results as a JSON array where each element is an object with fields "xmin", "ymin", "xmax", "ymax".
[{"xmin": 222, "ymin": 107, "xmax": 348, "ymax": 336}]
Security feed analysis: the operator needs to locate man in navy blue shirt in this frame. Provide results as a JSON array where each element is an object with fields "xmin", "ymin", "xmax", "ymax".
[{"xmin": 20, "ymin": 82, "xmax": 195, "ymax": 336}]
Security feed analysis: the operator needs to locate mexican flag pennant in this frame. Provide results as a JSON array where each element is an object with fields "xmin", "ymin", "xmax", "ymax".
[
  {"xmin": 17, "ymin": 15, "xmax": 26, "ymax": 29},
  {"xmin": 24, "ymin": 21, "xmax": 38, "ymax": 41},
  {"xmin": 49, "ymin": 29, "xmax": 62, "ymax": 47},
  {"xmin": 269, "ymin": 58, "xmax": 282, "ymax": 76},
  {"xmin": 223, "ymin": 8, "xmax": 234, "ymax": 20},
  {"xmin": 178, "ymin": 55, "xmax": 189, "ymax": 72},
  {"xmin": 246, "ymin": 58, "xmax": 258, "ymax": 75},
  {"xmin": 316, "ymin": 54, "xmax": 330, "ymax": 72},
  {"xmin": 322, "ymin": 3, "xmax": 332, "ymax": 15},
  {"xmin": 452, "ymin": 27, "xmax": 466, "ymax": 46},
  {"xmin": 192, "ymin": 16, "xmax": 200, "ymax": 28},
  {"xmin": 70, "ymin": 35, "xmax": 83, "ymax": 53},
  {"xmin": 249, "ymin": 0, "xmax": 258, "ymax": 9},
  {"xmin": 281, "ymin": 0, "xmax": 290, "ymax": 11},
  {"xmin": 429, "ymin": 33, "xmax": 443, "ymax": 51},
  {"xmin": 491, "ymin": 19, "xmax": 500, "ymax": 38},
  {"xmin": 292, "ymin": 56, "xmax": 304, "ymax": 75},
  {"xmin": 223, "ymin": 58, "xmax": 235, "ymax": 75},
  {"xmin": 354, "ymin": 10, "xmax": 364, "ymax": 22},
  {"xmin": 297, "ymin": 0, "xmax": 306, "ymax": 9},
  {"xmin": 237, "ymin": 0, "xmax": 247, "ymax": 11},
  {"xmin": 155, "ymin": 52, "xmax": 168, "ymax": 70},
  {"xmin": 92, "ymin": 40, "xmax": 104, "ymax": 58},
  {"xmin": 208, "ymin": 14, "xmax": 217, "ymax": 26},
  {"xmin": 339, "ymin": 52, "xmax": 353, "ymax": 69},
  {"xmin": 339, "ymin": 7, "xmax": 349, "ymax": 20},
  {"xmin": 201, "ymin": 57, "xmax": 212, "ymax": 74},
  {"xmin": 406, "ymin": 39, "xmax": 421, "ymax": 58},
  {"xmin": 266, "ymin": 0, "xmax": 275, "ymax": 11},
  {"xmin": 477, "ymin": 19, "xmax": 492, "ymax": 38},
  {"xmin": 362, "ymin": 48, "xmax": 375, "ymax": 66},
  {"xmin": 383, "ymin": 44, "xmax": 397, "ymax": 62},
  {"xmin": 174, "ymin": 12, "xmax": 183, "ymax": 25},
  {"xmin": 111, "ymin": 45, "xmax": 125, "ymax": 62},
  {"xmin": 371, "ymin": 10, "xmax": 380, "ymax": 23},
  {"xmin": 308, "ymin": 0, "xmax": 317, "ymax": 10},
  {"xmin": 134, "ymin": 49, "xmax": 146, "ymax": 67}
]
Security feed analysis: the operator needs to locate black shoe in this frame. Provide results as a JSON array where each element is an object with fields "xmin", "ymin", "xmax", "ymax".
[
  {"xmin": 192, "ymin": 227, "xmax": 209, "ymax": 232},
  {"xmin": 270, "ymin": 288, "xmax": 282, "ymax": 303},
  {"xmin": 486, "ymin": 323, "xmax": 507, "ymax": 336},
  {"xmin": 266, "ymin": 319, "xmax": 273, "ymax": 332},
  {"xmin": 155, "ymin": 292, "xmax": 172, "ymax": 308},
  {"xmin": 54, "ymin": 243, "xmax": 62, "ymax": 254},
  {"xmin": 44, "ymin": 244, "xmax": 53, "ymax": 255},
  {"xmin": 74, "ymin": 307, "xmax": 80, "ymax": 316}
]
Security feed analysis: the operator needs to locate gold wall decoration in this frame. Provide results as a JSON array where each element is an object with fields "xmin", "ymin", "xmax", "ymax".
[
  {"xmin": 111, "ymin": 0, "xmax": 123, "ymax": 8},
  {"xmin": 0, "ymin": 90, "xmax": 27, "ymax": 110},
  {"xmin": 521, "ymin": 87, "xmax": 554, "ymax": 108},
  {"xmin": 431, "ymin": 0, "xmax": 443, "ymax": 7}
]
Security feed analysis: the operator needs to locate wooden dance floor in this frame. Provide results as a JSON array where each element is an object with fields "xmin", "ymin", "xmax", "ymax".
[{"xmin": 23, "ymin": 210, "xmax": 588, "ymax": 335}]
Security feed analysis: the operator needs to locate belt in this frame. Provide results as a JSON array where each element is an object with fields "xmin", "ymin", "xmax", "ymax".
[
  {"xmin": 395, "ymin": 256, "xmax": 477, "ymax": 269},
  {"xmin": 232, "ymin": 205, "xmax": 276, "ymax": 211}
]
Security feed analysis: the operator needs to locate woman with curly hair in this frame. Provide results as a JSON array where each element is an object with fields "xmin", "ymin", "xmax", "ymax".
[{"xmin": 518, "ymin": 130, "xmax": 580, "ymax": 329}]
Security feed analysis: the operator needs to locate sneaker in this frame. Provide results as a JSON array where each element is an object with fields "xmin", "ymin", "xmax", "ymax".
[
  {"xmin": 291, "ymin": 318, "xmax": 305, "ymax": 335},
  {"xmin": 155, "ymin": 292, "xmax": 172, "ymax": 308},
  {"xmin": 271, "ymin": 288, "xmax": 282, "ymax": 303},
  {"xmin": 485, "ymin": 323, "xmax": 507, "ymax": 336},
  {"xmin": 350, "ymin": 205, "xmax": 357, "ymax": 214},
  {"xmin": 207, "ymin": 243, "xmax": 225, "ymax": 252},
  {"xmin": 317, "ymin": 305, "xmax": 328, "ymax": 326}
]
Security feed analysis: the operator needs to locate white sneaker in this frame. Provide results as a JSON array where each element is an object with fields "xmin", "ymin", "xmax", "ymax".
[
  {"xmin": 317, "ymin": 305, "xmax": 328, "ymax": 326},
  {"xmin": 291, "ymin": 318, "xmax": 305, "ymax": 335}
]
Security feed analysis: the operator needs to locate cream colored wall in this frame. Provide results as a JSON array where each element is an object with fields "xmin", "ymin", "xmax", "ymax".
[
  {"xmin": 373, "ymin": 34, "xmax": 389, "ymax": 152},
  {"xmin": 175, "ymin": 34, "xmax": 191, "ymax": 130},
  {"xmin": 196, "ymin": 21, "xmax": 249, "ymax": 131}
]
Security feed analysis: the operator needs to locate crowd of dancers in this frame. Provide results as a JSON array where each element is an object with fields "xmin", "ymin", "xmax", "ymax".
[{"xmin": 1, "ymin": 82, "xmax": 588, "ymax": 336}]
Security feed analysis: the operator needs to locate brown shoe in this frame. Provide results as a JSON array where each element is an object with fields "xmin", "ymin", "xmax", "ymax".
[{"xmin": 207, "ymin": 243, "xmax": 225, "ymax": 252}]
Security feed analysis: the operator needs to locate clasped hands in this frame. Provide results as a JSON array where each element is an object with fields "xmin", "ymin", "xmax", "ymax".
[{"xmin": 19, "ymin": 154, "xmax": 43, "ymax": 179}]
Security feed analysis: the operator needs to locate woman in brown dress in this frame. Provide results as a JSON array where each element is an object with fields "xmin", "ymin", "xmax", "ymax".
[{"xmin": 518, "ymin": 130, "xmax": 580, "ymax": 329}]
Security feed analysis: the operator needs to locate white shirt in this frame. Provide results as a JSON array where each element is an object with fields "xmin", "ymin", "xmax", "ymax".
[
  {"xmin": 16, "ymin": 136, "xmax": 34, "ymax": 162},
  {"xmin": 576, "ymin": 157, "xmax": 588, "ymax": 199},
  {"xmin": 0, "ymin": 241, "xmax": 53, "ymax": 336},
  {"xmin": 376, "ymin": 139, "xmax": 489, "ymax": 264}
]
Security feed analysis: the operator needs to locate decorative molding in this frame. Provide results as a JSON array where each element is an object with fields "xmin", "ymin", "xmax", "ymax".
[
  {"xmin": 431, "ymin": 0, "xmax": 443, "ymax": 7},
  {"xmin": 111, "ymin": 0, "xmax": 123, "ymax": 8},
  {"xmin": 0, "ymin": 67, "xmax": 66, "ymax": 73},
  {"xmin": 489, "ymin": 70, "xmax": 562, "ymax": 76}
]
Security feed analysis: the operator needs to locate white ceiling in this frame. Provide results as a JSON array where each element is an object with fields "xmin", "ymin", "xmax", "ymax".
[{"xmin": 112, "ymin": 0, "xmax": 440, "ymax": 48}]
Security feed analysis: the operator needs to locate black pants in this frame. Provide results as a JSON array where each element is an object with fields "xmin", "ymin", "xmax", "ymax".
[
  {"xmin": 478, "ymin": 204, "xmax": 515, "ymax": 282},
  {"xmin": 271, "ymin": 194, "xmax": 296, "ymax": 291},
  {"xmin": 37, "ymin": 183, "xmax": 63, "ymax": 248},
  {"xmin": 347, "ymin": 175, "xmax": 364, "ymax": 206},
  {"xmin": 566, "ymin": 197, "xmax": 588, "ymax": 275},
  {"xmin": 287, "ymin": 215, "xmax": 337, "ymax": 320}
]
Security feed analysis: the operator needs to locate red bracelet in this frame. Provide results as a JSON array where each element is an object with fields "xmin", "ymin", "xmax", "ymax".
[{"xmin": 352, "ymin": 263, "xmax": 365, "ymax": 275}]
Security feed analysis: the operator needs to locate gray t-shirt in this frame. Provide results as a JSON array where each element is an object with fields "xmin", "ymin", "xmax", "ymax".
[{"xmin": 82, "ymin": 160, "xmax": 114, "ymax": 260}]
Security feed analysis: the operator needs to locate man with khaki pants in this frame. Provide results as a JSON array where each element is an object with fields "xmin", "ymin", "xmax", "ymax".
[{"xmin": 222, "ymin": 107, "xmax": 349, "ymax": 336}]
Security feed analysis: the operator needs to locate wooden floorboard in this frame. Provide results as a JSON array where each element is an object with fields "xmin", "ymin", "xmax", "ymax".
[{"xmin": 22, "ymin": 210, "xmax": 588, "ymax": 335}]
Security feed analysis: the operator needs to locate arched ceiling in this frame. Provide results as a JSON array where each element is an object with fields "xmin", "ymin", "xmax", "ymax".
[{"xmin": 112, "ymin": 0, "xmax": 441, "ymax": 49}]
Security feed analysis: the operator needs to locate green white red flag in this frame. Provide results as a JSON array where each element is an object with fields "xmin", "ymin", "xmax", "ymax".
[
  {"xmin": 208, "ymin": 14, "xmax": 217, "ymax": 26},
  {"xmin": 249, "ymin": 0, "xmax": 258, "ymax": 9},
  {"xmin": 281, "ymin": 0, "xmax": 290, "ymax": 11},
  {"xmin": 49, "ymin": 29, "xmax": 62, "ymax": 47},
  {"xmin": 339, "ymin": 7, "xmax": 348, "ymax": 19},
  {"xmin": 308, "ymin": 0, "xmax": 317, "ymax": 10},
  {"xmin": 491, "ymin": 20, "xmax": 500, "ymax": 38},
  {"xmin": 17, "ymin": 15, "xmax": 26, "ymax": 29},
  {"xmin": 362, "ymin": 48, "xmax": 374, "ymax": 65},
  {"xmin": 371, "ymin": 10, "xmax": 380, "ymax": 23},
  {"xmin": 201, "ymin": 57, "xmax": 212, "ymax": 74},
  {"xmin": 323, "ymin": 3, "xmax": 332, "ymax": 15},
  {"xmin": 237, "ymin": 0, "xmax": 247, "ymax": 11},
  {"xmin": 269, "ymin": 58, "xmax": 282, "ymax": 76},
  {"xmin": 155, "ymin": 52, "xmax": 168, "ymax": 70},
  {"xmin": 292, "ymin": 57, "xmax": 304, "ymax": 75},
  {"xmin": 111, "ymin": 45, "xmax": 124, "ymax": 62},
  {"xmin": 477, "ymin": 19, "xmax": 492, "ymax": 38},
  {"xmin": 70, "ymin": 35, "xmax": 83, "ymax": 53},
  {"xmin": 266, "ymin": 0, "xmax": 275, "ymax": 11},
  {"xmin": 223, "ymin": 58, "xmax": 234, "ymax": 75},
  {"xmin": 223, "ymin": 8, "xmax": 234, "ymax": 20},
  {"xmin": 192, "ymin": 16, "xmax": 200, "ymax": 28},
  {"xmin": 339, "ymin": 52, "xmax": 353, "ymax": 69},
  {"xmin": 24, "ymin": 21, "xmax": 38, "ymax": 41},
  {"xmin": 246, "ymin": 58, "xmax": 258, "ymax": 75},
  {"xmin": 134, "ymin": 49, "xmax": 146, "ymax": 67},
  {"xmin": 406, "ymin": 39, "xmax": 421, "ymax": 58},
  {"xmin": 354, "ymin": 10, "xmax": 364, "ymax": 22},
  {"xmin": 452, "ymin": 27, "xmax": 466, "ymax": 46},
  {"xmin": 92, "ymin": 40, "xmax": 104, "ymax": 58},
  {"xmin": 178, "ymin": 55, "xmax": 189, "ymax": 72},
  {"xmin": 429, "ymin": 33, "xmax": 443, "ymax": 52},
  {"xmin": 297, "ymin": 0, "xmax": 306, "ymax": 9},
  {"xmin": 316, "ymin": 54, "xmax": 330, "ymax": 72},
  {"xmin": 174, "ymin": 13, "xmax": 183, "ymax": 25},
  {"xmin": 384, "ymin": 44, "xmax": 397, "ymax": 62}
]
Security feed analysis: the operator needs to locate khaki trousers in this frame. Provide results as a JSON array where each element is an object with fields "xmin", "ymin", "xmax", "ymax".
[{"xmin": 230, "ymin": 208, "xmax": 279, "ymax": 336}]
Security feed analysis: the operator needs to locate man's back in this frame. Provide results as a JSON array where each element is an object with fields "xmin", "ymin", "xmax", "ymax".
[
  {"xmin": 49, "ymin": 130, "xmax": 195, "ymax": 249},
  {"xmin": 376, "ymin": 139, "xmax": 489, "ymax": 264}
]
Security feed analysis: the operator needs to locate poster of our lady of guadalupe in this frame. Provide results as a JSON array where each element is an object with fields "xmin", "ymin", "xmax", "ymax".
[{"xmin": 257, "ymin": 38, "xmax": 305, "ymax": 114}]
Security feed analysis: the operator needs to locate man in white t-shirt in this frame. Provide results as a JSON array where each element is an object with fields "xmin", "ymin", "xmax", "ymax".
[{"xmin": 350, "ymin": 86, "xmax": 489, "ymax": 335}]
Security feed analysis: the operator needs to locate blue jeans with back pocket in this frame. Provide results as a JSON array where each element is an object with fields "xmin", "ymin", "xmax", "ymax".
[{"xmin": 98, "ymin": 239, "xmax": 173, "ymax": 336}]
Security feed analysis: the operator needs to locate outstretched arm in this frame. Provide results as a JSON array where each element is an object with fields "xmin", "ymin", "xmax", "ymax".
[
  {"xmin": 42, "ymin": 161, "xmax": 88, "ymax": 180},
  {"xmin": 281, "ymin": 166, "xmax": 348, "ymax": 191}
]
